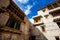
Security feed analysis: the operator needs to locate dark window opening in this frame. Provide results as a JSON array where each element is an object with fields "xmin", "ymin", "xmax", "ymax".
[
  {"xmin": 52, "ymin": 3, "xmax": 59, "ymax": 8},
  {"xmin": 35, "ymin": 20, "xmax": 38, "ymax": 22},
  {"xmin": 0, "ymin": 9, "xmax": 5, "ymax": 13},
  {"xmin": 15, "ymin": 23, "xmax": 20, "ymax": 30},
  {"xmin": 42, "ymin": 27, "xmax": 45, "ymax": 32},
  {"xmin": 41, "ymin": 25, "xmax": 45, "ymax": 32},
  {"xmin": 47, "ymin": 5, "xmax": 53, "ymax": 10},
  {"xmin": 42, "ymin": 9, "xmax": 45, "ymax": 12},
  {"xmin": 53, "ymin": 19, "xmax": 60, "ymax": 28},
  {"xmin": 57, "ymin": 22, "xmax": 60, "ymax": 28},
  {"xmin": 30, "ymin": 36, "xmax": 36, "ymax": 40},
  {"xmin": 44, "ymin": 15, "xmax": 49, "ymax": 18},
  {"xmin": 55, "ymin": 36, "xmax": 59, "ymax": 40},
  {"xmin": 7, "ymin": 5, "xmax": 11, "ymax": 10},
  {"xmin": 6, "ymin": 18, "xmax": 15, "ymax": 28},
  {"xmin": 6, "ymin": 18, "xmax": 20, "ymax": 30}
]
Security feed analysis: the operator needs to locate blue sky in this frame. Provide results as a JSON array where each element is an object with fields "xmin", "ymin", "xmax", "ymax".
[{"xmin": 13, "ymin": 0, "xmax": 55, "ymax": 19}]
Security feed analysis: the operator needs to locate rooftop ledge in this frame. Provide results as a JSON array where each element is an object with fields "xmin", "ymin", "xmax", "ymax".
[{"xmin": 49, "ymin": 7, "xmax": 60, "ymax": 12}]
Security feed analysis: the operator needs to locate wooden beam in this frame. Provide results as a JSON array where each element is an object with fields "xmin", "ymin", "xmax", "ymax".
[
  {"xmin": 10, "ymin": 0, "xmax": 26, "ymax": 17},
  {"xmin": 0, "ymin": 26, "xmax": 22, "ymax": 35}
]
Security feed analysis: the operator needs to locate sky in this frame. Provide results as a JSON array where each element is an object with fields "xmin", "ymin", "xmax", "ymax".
[{"xmin": 13, "ymin": 0, "xmax": 56, "ymax": 19}]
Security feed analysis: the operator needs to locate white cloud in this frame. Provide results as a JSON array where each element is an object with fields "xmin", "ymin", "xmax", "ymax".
[
  {"xmin": 24, "ymin": 5, "xmax": 33, "ymax": 15},
  {"xmin": 18, "ymin": 0, "xmax": 29, "ymax": 4},
  {"xmin": 24, "ymin": 2, "xmax": 36, "ymax": 15}
]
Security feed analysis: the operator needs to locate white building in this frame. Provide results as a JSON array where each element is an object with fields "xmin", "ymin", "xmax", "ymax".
[{"xmin": 30, "ymin": 1, "xmax": 60, "ymax": 40}]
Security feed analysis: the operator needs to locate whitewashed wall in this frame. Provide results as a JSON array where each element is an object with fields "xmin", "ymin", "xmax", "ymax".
[{"xmin": 29, "ymin": 7, "xmax": 60, "ymax": 40}]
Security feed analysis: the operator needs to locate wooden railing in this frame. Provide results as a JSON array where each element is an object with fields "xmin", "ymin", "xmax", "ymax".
[{"xmin": 0, "ymin": 26, "xmax": 22, "ymax": 35}]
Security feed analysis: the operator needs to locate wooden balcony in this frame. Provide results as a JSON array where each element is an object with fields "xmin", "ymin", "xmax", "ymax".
[
  {"xmin": 0, "ymin": 26, "xmax": 22, "ymax": 35},
  {"xmin": 6, "ymin": 9, "xmax": 25, "ymax": 23}
]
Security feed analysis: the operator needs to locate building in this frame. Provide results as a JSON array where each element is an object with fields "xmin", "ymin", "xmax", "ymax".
[
  {"xmin": 30, "ymin": 0, "xmax": 60, "ymax": 40},
  {"xmin": 57, "ymin": 0, "xmax": 60, "ymax": 2},
  {"xmin": 0, "ymin": 0, "xmax": 31, "ymax": 40},
  {"xmin": 29, "ymin": 24, "xmax": 48, "ymax": 40}
]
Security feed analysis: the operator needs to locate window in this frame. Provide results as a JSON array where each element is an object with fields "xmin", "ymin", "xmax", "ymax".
[
  {"xmin": 42, "ymin": 9, "xmax": 45, "ymax": 12},
  {"xmin": 36, "ymin": 20, "xmax": 38, "ymax": 22},
  {"xmin": 44, "ymin": 15, "xmax": 49, "ymax": 18},
  {"xmin": 6, "ymin": 18, "xmax": 20, "ymax": 30},
  {"xmin": 34, "ymin": 20, "xmax": 38, "ymax": 23},
  {"xmin": 6, "ymin": 18, "xmax": 15, "ymax": 28},
  {"xmin": 15, "ymin": 23, "xmax": 20, "ymax": 30},
  {"xmin": 7, "ymin": 5, "xmax": 11, "ymax": 10},
  {"xmin": 47, "ymin": 5, "xmax": 53, "ymax": 10},
  {"xmin": 55, "ymin": 36, "xmax": 59, "ymax": 40},
  {"xmin": 52, "ymin": 3, "xmax": 59, "ymax": 8},
  {"xmin": 30, "ymin": 36, "xmax": 36, "ymax": 40},
  {"xmin": 53, "ymin": 18, "xmax": 60, "ymax": 28},
  {"xmin": 0, "ymin": 9, "xmax": 5, "ymax": 13},
  {"xmin": 41, "ymin": 26, "xmax": 45, "ymax": 32},
  {"xmin": 41, "ymin": 25, "xmax": 45, "ymax": 32},
  {"xmin": 57, "ymin": 22, "xmax": 60, "ymax": 28}
]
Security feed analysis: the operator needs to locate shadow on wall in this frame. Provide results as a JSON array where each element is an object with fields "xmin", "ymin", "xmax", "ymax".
[{"xmin": 30, "ymin": 27, "xmax": 48, "ymax": 40}]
